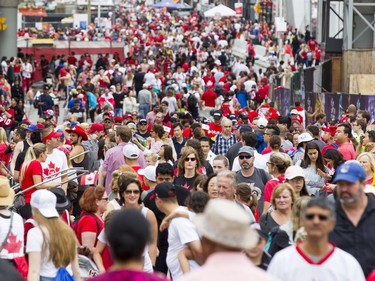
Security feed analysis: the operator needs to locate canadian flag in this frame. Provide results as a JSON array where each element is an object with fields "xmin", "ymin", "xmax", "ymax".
[{"xmin": 80, "ymin": 172, "xmax": 98, "ymax": 186}]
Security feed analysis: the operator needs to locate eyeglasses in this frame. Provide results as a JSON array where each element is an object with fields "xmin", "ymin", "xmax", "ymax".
[
  {"xmin": 305, "ymin": 213, "xmax": 329, "ymax": 221},
  {"xmin": 185, "ymin": 157, "xmax": 196, "ymax": 162},
  {"xmin": 266, "ymin": 162, "xmax": 274, "ymax": 166},
  {"xmin": 100, "ymin": 197, "xmax": 109, "ymax": 201},
  {"xmin": 239, "ymin": 155, "xmax": 252, "ymax": 160},
  {"xmin": 125, "ymin": 190, "xmax": 140, "ymax": 195}
]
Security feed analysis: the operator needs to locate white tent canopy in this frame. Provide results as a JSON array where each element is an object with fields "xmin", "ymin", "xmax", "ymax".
[{"xmin": 204, "ymin": 4, "xmax": 236, "ymax": 18}]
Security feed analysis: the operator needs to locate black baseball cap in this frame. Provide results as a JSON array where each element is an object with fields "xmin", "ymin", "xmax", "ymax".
[
  {"xmin": 213, "ymin": 110, "xmax": 223, "ymax": 119},
  {"xmin": 155, "ymin": 182, "xmax": 176, "ymax": 199}
]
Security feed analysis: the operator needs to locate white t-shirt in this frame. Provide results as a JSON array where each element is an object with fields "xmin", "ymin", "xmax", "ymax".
[
  {"xmin": 167, "ymin": 206, "xmax": 200, "ymax": 280},
  {"xmin": 161, "ymin": 96, "xmax": 177, "ymax": 114},
  {"xmin": 267, "ymin": 244, "xmax": 365, "ymax": 281},
  {"xmin": 0, "ymin": 212, "xmax": 24, "ymax": 259},
  {"xmin": 144, "ymin": 72, "xmax": 155, "ymax": 85},
  {"xmin": 26, "ymin": 226, "xmax": 73, "ymax": 278},
  {"xmin": 42, "ymin": 149, "xmax": 69, "ymax": 185}
]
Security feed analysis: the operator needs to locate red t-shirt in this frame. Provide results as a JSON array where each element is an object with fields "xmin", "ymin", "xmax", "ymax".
[
  {"xmin": 76, "ymin": 212, "xmax": 104, "ymax": 247},
  {"xmin": 264, "ymin": 175, "xmax": 285, "ymax": 203},
  {"xmin": 205, "ymin": 122, "xmax": 222, "ymax": 139},
  {"xmin": 201, "ymin": 90, "xmax": 217, "ymax": 107},
  {"xmin": 248, "ymin": 111, "xmax": 258, "ymax": 123},
  {"xmin": 203, "ymin": 75, "xmax": 215, "ymax": 89},
  {"xmin": 21, "ymin": 160, "xmax": 43, "ymax": 203}
]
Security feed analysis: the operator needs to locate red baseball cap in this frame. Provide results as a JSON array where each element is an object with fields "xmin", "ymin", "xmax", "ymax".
[
  {"xmin": 322, "ymin": 126, "xmax": 337, "ymax": 137},
  {"xmin": 124, "ymin": 113, "xmax": 133, "ymax": 120},
  {"xmin": 115, "ymin": 116, "xmax": 123, "ymax": 124},
  {"xmin": 87, "ymin": 123, "xmax": 105, "ymax": 134},
  {"xmin": 42, "ymin": 130, "xmax": 63, "ymax": 143}
]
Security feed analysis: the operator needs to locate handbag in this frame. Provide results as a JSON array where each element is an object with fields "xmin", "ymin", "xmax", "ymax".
[{"xmin": 13, "ymin": 194, "xmax": 25, "ymax": 211}]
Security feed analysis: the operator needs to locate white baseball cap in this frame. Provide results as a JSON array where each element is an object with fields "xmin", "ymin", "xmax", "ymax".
[
  {"xmin": 138, "ymin": 166, "xmax": 156, "ymax": 182},
  {"xmin": 290, "ymin": 109, "xmax": 299, "ymax": 115},
  {"xmin": 123, "ymin": 144, "xmax": 140, "ymax": 159},
  {"xmin": 298, "ymin": 132, "xmax": 314, "ymax": 145},
  {"xmin": 257, "ymin": 118, "xmax": 268, "ymax": 129},
  {"xmin": 30, "ymin": 190, "xmax": 59, "ymax": 218}
]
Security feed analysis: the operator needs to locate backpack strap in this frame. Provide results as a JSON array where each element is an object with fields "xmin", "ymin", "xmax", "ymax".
[
  {"xmin": 0, "ymin": 212, "xmax": 14, "ymax": 252},
  {"xmin": 84, "ymin": 212, "xmax": 101, "ymax": 238}
]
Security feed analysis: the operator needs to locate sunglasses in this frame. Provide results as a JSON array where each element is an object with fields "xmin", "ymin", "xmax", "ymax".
[
  {"xmin": 305, "ymin": 213, "xmax": 329, "ymax": 221},
  {"xmin": 125, "ymin": 190, "xmax": 140, "ymax": 195},
  {"xmin": 239, "ymin": 155, "xmax": 252, "ymax": 160},
  {"xmin": 185, "ymin": 157, "xmax": 196, "ymax": 162}
]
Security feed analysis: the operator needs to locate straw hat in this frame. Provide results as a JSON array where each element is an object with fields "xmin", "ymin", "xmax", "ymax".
[
  {"xmin": 194, "ymin": 199, "xmax": 258, "ymax": 249},
  {"xmin": 0, "ymin": 176, "xmax": 15, "ymax": 206}
]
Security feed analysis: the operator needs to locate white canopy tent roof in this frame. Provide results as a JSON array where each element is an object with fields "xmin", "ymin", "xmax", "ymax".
[{"xmin": 204, "ymin": 4, "xmax": 236, "ymax": 18}]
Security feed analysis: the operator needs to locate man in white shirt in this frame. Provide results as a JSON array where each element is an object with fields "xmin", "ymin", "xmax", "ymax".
[
  {"xmin": 267, "ymin": 197, "xmax": 365, "ymax": 281},
  {"xmin": 155, "ymin": 182, "xmax": 202, "ymax": 279}
]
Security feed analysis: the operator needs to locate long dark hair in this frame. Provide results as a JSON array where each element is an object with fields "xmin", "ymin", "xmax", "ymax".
[
  {"xmin": 323, "ymin": 148, "xmax": 345, "ymax": 169},
  {"xmin": 301, "ymin": 142, "xmax": 325, "ymax": 171},
  {"xmin": 161, "ymin": 144, "xmax": 175, "ymax": 163},
  {"xmin": 118, "ymin": 178, "xmax": 142, "ymax": 205}
]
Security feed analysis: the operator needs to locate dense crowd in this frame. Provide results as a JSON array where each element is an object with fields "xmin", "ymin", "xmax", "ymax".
[{"xmin": 0, "ymin": 1, "xmax": 373, "ymax": 281}]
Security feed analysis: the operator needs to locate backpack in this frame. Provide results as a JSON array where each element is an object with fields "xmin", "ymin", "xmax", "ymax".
[
  {"xmin": 287, "ymin": 148, "xmax": 300, "ymax": 160},
  {"xmin": 72, "ymin": 212, "xmax": 101, "ymax": 239},
  {"xmin": 187, "ymin": 93, "xmax": 198, "ymax": 109},
  {"xmin": 81, "ymin": 139, "xmax": 99, "ymax": 172},
  {"xmin": 54, "ymin": 267, "xmax": 74, "ymax": 281}
]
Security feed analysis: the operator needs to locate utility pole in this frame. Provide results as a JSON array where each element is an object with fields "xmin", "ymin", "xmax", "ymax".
[{"xmin": 87, "ymin": 0, "xmax": 91, "ymax": 25}]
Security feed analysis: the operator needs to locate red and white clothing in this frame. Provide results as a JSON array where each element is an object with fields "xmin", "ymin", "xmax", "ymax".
[
  {"xmin": 41, "ymin": 149, "xmax": 68, "ymax": 186},
  {"xmin": 0, "ymin": 212, "xmax": 24, "ymax": 259},
  {"xmin": 268, "ymin": 243, "xmax": 365, "ymax": 281},
  {"xmin": 98, "ymin": 93, "xmax": 115, "ymax": 110},
  {"xmin": 205, "ymin": 122, "xmax": 222, "ymax": 139}
]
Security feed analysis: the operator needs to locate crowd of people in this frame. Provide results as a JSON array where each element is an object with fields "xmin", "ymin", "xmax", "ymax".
[{"xmin": 0, "ymin": 1, "xmax": 373, "ymax": 281}]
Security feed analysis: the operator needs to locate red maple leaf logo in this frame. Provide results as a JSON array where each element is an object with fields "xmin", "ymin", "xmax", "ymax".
[
  {"xmin": 3, "ymin": 233, "xmax": 22, "ymax": 254},
  {"xmin": 182, "ymin": 182, "xmax": 190, "ymax": 189},
  {"xmin": 43, "ymin": 161, "xmax": 60, "ymax": 177},
  {"xmin": 87, "ymin": 176, "xmax": 92, "ymax": 181}
]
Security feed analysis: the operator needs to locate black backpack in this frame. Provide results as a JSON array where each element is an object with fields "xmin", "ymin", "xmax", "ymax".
[{"xmin": 187, "ymin": 93, "xmax": 198, "ymax": 109}]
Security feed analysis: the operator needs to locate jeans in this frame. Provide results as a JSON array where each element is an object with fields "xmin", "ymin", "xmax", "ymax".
[
  {"xmin": 114, "ymin": 108, "xmax": 123, "ymax": 118},
  {"xmin": 40, "ymin": 277, "xmax": 54, "ymax": 281},
  {"xmin": 139, "ymin": 103, "xmax": 150, "ymax": 118}
]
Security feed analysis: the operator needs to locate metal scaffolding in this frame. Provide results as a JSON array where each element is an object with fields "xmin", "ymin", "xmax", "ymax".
[{"xmin": 320, "ymin": 0, "xmax": 375, "ymax": 52}]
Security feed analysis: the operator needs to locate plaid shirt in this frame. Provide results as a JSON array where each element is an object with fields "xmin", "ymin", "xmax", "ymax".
[{"xmin": 211, "ymin": 133, "xmax": 236, "ymax": 155}]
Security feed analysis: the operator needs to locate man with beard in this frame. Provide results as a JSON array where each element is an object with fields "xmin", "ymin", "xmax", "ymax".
[
  {"xmin": 329, "ymin": 161, "xmax": 375, "ymax": 278},
  {"xmin": 65, "ymin": 125, "xmax": 89, "ymax": 216},
  {"xmin": 235, "ymin": 146, "xmax": 270, "ymax": 214}
]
